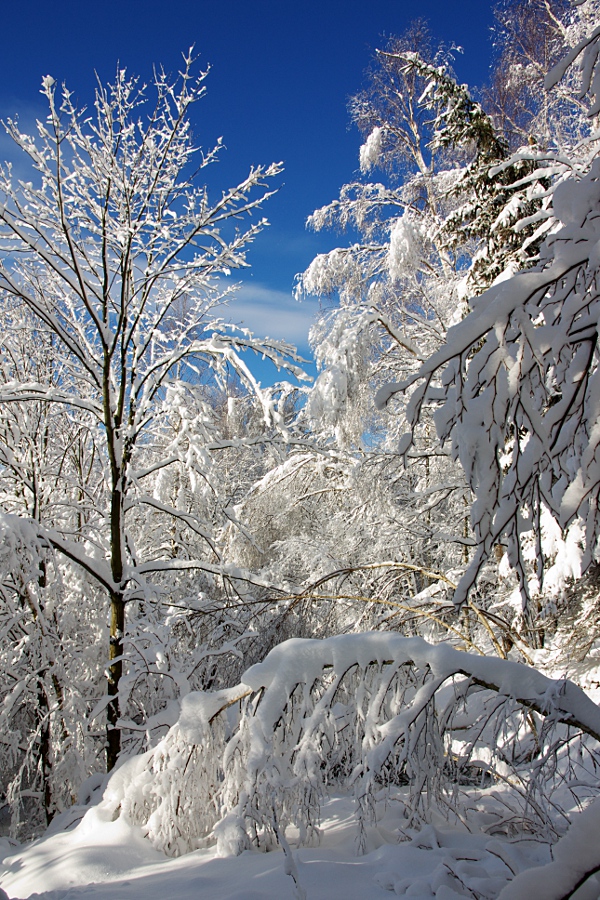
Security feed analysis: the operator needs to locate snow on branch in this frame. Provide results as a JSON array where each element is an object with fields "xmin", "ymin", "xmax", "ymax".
[
  {"xmin": 99, "ymin": 633, "xmax": 600, "ymax": 858},
  {"xmin": 377, "ymin": 155, "xmax": 600, "ymax": 610},
  {"xmin": 546, "ymin": 22, "xmax": 600, "ymax": 116}
]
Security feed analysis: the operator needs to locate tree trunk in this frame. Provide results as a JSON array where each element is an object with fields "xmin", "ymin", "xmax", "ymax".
[
  {"xmin": 35, "ymin": 560, "xmax": 54, "ymax": 823},
  {"xmin": 107, "ymin": 590, "xmax": 125, "ymax": 771},
  {"xmin": 106, "ymin": 468, "xmax": 126, "ymax": 771}
]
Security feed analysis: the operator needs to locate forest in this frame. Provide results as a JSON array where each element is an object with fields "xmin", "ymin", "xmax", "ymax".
[{"xmin": 0, "ymin": 0, "xmax": 600, "ymax": 897}]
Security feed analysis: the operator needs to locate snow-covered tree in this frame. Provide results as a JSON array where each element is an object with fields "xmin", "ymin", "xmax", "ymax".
[
  {"xmin": 378, "ymin": 4, "xmax": 600, "ymax": 634},
  {"xmin": 0, "ymin": 302, "xmax": 106, "ymax": 830},
  {"xmin": 381, "ymin": 155, "xmax": 600, "ymax": 624},
  {"xmin": 293, "ymin": 3, "xmax": 600, "ymax": 651},
  {"xmin": 289, "ymin": 30, "xmax": 485, "ymax": 639},
  {"xmin": 397, "ymin": 0, "xmax": 600, "ymax": 297},
  {"xmin": 484, "ymin": 0, "xmax": 600, "ymax": 153},
  {"xmin": 98, "ymin": 631, "xmax": 600, "ymax": 862},
  {"xmin": 93, "ymin": 20, "xmax": 600, "ymax": 866},
  {"xmin": 0, "ymin": 53, "xmax": 304, "ymax": 772}
]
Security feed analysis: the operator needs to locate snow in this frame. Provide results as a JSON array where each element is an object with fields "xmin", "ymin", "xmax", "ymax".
[
  {"xmin": 3, "ymin": 631, "xmax": 598, "ymax": 898},
  {"xmin": 178, "ymin": 687, "xmax": 248, "ymax": 743},
  {"xmin": 359, "ymin": 126, "xmax": 383, "ymax": 173},
  {"xmin": 498, "ymin": 798, "xmax": 600, "ymax": 899},
  {"xmin": 0, "ymin": 795, "xmax": 556, "ymax": 900},
  {"xmin": 387, "ymin": 216, "xmax": 421, "ymax": 281},
  {"xmin": 239, "ymin": 632, "xmax": 600, "ymax": 741}
]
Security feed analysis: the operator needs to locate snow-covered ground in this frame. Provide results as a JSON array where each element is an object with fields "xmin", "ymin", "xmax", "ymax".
[
  {"xmin": 0, "ymin": 792, "xmax": 566, "ymax": 900},
  {"xmin": 3, "ymin": 629, "xmax": 600, "ymax": 899}
]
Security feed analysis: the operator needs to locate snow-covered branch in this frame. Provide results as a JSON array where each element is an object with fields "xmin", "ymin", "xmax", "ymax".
[{"xmin": 103, "ymin": 632, "xmax": 600, "ymax": 857}]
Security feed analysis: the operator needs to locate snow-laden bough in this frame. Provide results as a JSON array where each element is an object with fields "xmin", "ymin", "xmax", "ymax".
[{"xmin": 96, "ymin": 633, "xmax": 600, "ymax": 858}]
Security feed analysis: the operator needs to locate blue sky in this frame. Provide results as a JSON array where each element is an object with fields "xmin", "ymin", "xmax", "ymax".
[{"xmin": 0, "ymin": 0, "xmax": 497, "ymax": 381}]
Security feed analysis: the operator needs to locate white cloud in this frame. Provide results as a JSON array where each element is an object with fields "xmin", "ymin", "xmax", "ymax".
[{"xmin": 215, "ymin": 281, "xmax": 319, "ymax": 350}]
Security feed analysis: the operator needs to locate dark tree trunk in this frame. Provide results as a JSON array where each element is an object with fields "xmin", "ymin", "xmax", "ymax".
[{"xmin": 106, "ymin": 591, "xmax": 125, "ymax": 771}]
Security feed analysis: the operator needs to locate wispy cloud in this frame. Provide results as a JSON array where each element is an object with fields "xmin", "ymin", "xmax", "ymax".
[{"xmin": 215, "ymin": 281, "xmax": 319, "ymax": 351}]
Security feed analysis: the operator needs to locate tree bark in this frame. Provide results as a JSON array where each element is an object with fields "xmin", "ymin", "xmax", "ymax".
[{"xmin": 107, "ymin": 591, "xmax": 125, "ymax": 771}]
